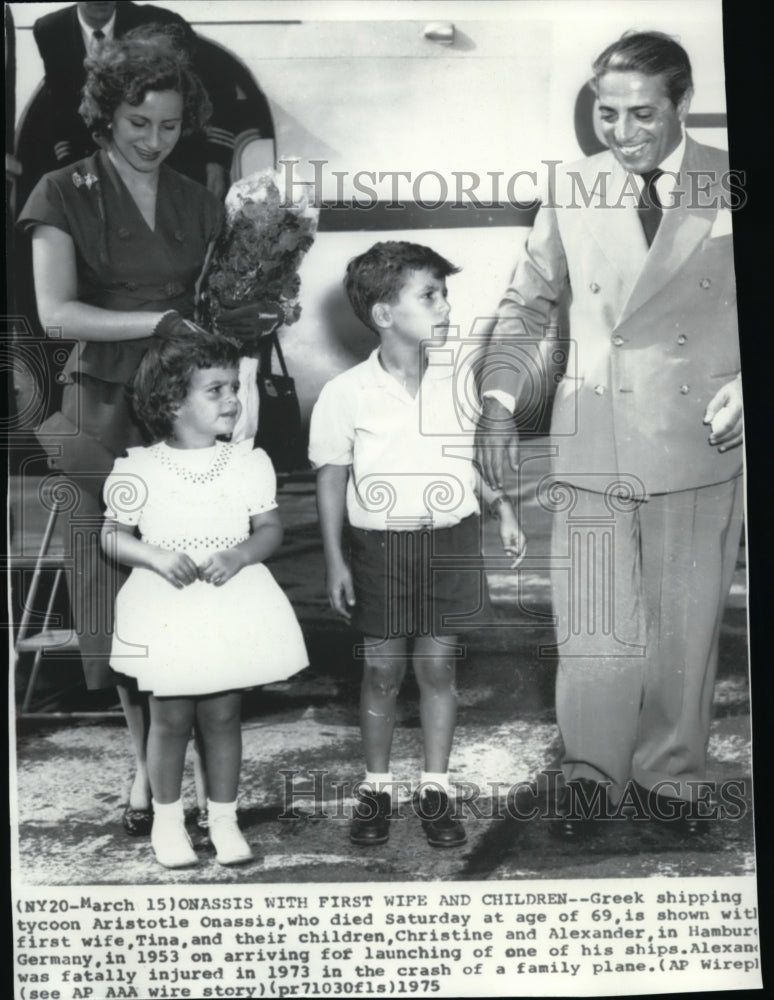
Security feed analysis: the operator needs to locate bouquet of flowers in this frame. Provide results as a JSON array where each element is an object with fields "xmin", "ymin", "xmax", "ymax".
[{"xmin": 198, "ymin": 168, "xmax": 319, "ymax": 352}]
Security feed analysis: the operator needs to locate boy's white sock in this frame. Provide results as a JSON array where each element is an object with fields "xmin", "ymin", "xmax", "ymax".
[
  {"xmin": 419, "ymin": 771, "xmax": 450, "ymax": 796},
  {"xmin": 362, "ymin": 771, "xmax": 394, "ymax": 797}
]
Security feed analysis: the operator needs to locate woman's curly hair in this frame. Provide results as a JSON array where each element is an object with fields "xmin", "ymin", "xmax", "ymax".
[
  {"xmin": 132, "ymin": 323, "xmax": 241, "ymax": 442},
  {"xmin": 79, "ymin": 24, "xmax": 212, "ymax": 140}
]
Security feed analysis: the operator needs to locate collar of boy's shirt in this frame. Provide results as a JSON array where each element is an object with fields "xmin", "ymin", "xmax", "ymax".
[
  {"xmin": 632, "ymin": 133, "xmax": 686, "ymax": 207},
  {"xmin": 77, "ymin": 8, "xmax": 116, "ymax": 50},
  {"xmin": 372, "ymin": 346, "xmax": 457, "ymax": 391}
]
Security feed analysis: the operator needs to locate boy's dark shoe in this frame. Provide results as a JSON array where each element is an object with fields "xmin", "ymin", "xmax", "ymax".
[
  {"xmin": 416, "ymin": 789, "xmax": 466, "ymax": 848},
  {"xmin": 350, "ymin": 791, "xmax": 391, "ymax": 846}
]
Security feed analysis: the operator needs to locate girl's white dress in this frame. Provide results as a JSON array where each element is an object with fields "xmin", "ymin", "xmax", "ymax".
[{"xmin": 103, "ymin": 439, "xmax": 308, "ymax": 696}]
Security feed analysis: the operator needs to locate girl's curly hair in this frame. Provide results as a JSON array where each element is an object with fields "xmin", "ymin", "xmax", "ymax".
[
  {"xmin": 132, "ymin": 323, "xmax": 241, "ymax": 442},
  {"xmin": 79, "ymin": 24, "xmax": 212, "ymax": 140}
]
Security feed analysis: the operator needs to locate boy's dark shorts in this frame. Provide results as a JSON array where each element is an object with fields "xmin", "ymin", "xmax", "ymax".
[{"xmin": 348, "ymin": 514, "xmax": 492, "ymax": 639}]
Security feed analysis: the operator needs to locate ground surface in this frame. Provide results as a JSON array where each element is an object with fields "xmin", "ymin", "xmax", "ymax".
[{"xmin": 11, "ymin": 460, "xmax": 754, "ymax": 885}]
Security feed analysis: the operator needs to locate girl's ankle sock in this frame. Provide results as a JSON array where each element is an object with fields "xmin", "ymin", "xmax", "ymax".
[
  {"xmin": 207, "ymin": 799, "xmax": 253, "ymax": 865},
  {"xmin": 150, "ymin": 798, "xmax": 198, "ymax": 868},
  {"xmin": 152, "ymin": 797, "xmax": 186, "ymax": 821},
  {"xmin": 207, "ymin": 799, "xmax": 238, "ymax": 823}
]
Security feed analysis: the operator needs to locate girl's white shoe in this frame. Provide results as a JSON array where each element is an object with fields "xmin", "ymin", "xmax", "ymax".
[
  {"xmin": 208, "ymin": 799, "xmax": 253, "ymax": 865},
  {"xmin": 150, "ymin": 799, "xmax": 198, "ymax": 869}
]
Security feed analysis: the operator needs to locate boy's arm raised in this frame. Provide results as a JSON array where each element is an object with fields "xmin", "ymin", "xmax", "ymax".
[{"xmin": 317, "ymin": 464, "xmax": 356, "ymax": 621}]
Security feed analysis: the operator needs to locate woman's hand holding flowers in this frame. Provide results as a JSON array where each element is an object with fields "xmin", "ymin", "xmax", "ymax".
[
  {"xmin": 214, "ymin": 298, "xmax": 284, "ymax": 348},
  {"xmin": 153, "ymin": 310, "xmax": 203, "ymax": 341}
]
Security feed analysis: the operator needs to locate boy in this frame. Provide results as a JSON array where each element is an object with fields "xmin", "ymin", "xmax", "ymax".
[{"xmin": 309, "ymin": 241, "xmax": 525, "ymax": 847}]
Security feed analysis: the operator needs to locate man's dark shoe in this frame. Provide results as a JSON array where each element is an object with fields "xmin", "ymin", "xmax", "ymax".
[
  {"xmin": 551, "ymin": 778, "xmax": 609, "ymax": 839},
  {"xmin": 510, "ymin": 769, "xmax": 566, "ymax": 818},
  {"xmin": 350, "ymin": 791, "xmax": 391, "ymax": 846},
  {"xmin": 634, "ymin": 783, "xmax": 711, "ymax": 838},
  {"xmin": 416, "ymin": 789, "xmax": 466, "ymax": 847}
]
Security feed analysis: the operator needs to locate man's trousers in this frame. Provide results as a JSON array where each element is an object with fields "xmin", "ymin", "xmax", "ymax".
[{"xmin": 551, "ymin": 476, "xmax": 744, "ymax": 802}]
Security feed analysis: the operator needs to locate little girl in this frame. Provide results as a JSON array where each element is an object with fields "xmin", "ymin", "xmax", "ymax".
[{"xmin": 101, "ymin": 317, "xmax": 308, "ymax": 868}]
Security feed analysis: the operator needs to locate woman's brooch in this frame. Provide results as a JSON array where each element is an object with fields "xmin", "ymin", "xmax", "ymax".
[{"xmin": 72, "ymin": 171, "xmax": 99, "ymax": 190}]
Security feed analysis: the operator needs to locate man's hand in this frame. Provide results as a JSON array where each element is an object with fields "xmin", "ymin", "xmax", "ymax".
[
  {"xmin": 205, "ymin": 162, "xmax": 228, "ymax": 200},
  {"xmin": 326, "ymin": 559, "xmax": 356, "ymax": 621},
  {"xmin": 703, "ymin": 375, "xmax": 743, "ymax": 453},
  {"xmin": 495, "ymin": 500, "xmax": 527, "ymax": 569},
  {"xmin": 476, "ymin": 396, "xmax": 519, "ymax": 490}
]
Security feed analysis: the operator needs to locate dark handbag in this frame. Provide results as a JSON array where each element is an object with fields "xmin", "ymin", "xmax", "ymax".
[{"xmin": 254, "ymin": 332, "xmax": 308, "ymax": 472}]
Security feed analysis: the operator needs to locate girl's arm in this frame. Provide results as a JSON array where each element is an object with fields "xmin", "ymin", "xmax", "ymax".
[
  {"xmin": 198, "ymin": 508, "xmax": 283, "ymax": 586},
  {"xmin": 32, "ymin": 225, "xmax": 169, "ymax": 341},
  {"xmin": 316, "ymin": 463, "xmax": 355, "ymax": 621},
  {"xmin": 101, "ymin": 520, "xmax": 199, "ymax": 588}
]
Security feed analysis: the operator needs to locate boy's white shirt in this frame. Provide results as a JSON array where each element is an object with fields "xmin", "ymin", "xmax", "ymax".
[{"xmin": 309, "ymin": 347, "xmax": 481, "ymax": 531}]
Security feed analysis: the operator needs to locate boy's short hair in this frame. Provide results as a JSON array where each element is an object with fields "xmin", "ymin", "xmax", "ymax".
[
  {"xmin": 344, "ymin": 241, "xmax": 460, "ymax": 333},
  {"xmin": 132, "ymin": 322, "xmax": 240, "ymax": 441}
]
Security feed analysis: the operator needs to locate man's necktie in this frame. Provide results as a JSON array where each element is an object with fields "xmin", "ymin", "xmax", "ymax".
[
  {"xmin": 637, "ymin": 168, "xmax": 664, "ymax": 248},
  {"xmin": 91, "ymin": 28, "xmax": 105, "ymax": 53}
]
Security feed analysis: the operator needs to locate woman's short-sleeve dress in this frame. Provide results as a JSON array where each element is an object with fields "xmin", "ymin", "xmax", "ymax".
[
  {"xmin": 18, "ymin": 149, "xmax": 224, "ymax": 471},
  {"xmin": 103, "ymin": 439, "xmax": 308, "ymax": 696},
  {"xmin": 17, "ymin": 150, "xmax": 224, "ymax": 689}
]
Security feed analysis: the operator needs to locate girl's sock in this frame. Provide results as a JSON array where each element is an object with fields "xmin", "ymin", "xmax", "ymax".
[
  {"xmin": 150, "ymin": 798, "xmax": 198, "ymax": 869},
  {"xmin": 362, "ymin": 771, "xmax": 394, "ymax": 797},
  {"xmin": 207, "ymin": 799, "xmax": 253, "ymax": 866},
  {"xmin": 207, "ymin": 799, "xmax": 239, "ymax": 822},
  {"xmin": 419, "ymin": 771, "xmax": 450, "ymax": 797}
]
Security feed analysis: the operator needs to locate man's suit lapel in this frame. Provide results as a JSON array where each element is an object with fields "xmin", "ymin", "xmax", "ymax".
[
  {"xmin": 618, "ymin": 137, "xmax": 716, "ymax": 325},
  {"xmin": 574, "ymin": 154, "xmax": 648, "ymax": 311}
]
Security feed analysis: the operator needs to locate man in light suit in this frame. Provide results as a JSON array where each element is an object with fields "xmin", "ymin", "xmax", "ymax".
[{"xmin": 478, "ymin": 32, "xmax": 744, "ymax": 834}]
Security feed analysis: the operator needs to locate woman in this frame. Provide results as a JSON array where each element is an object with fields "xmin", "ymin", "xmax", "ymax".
[{"xmin": 18, "ymin": 27, "xmax": 275, "ymax": 835}]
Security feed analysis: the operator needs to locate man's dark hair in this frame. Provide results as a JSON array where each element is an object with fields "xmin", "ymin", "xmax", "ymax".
[
  {"xmin": 591, "ymin": 31, "xmax": 693, "ymax": 106},
  {"xmin": 344, "ymin": 241, "xmax": 460, "ymax": 334}
]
